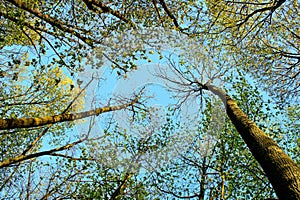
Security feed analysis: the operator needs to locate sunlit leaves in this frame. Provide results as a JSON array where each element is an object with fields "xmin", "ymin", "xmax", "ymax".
[
  {"xmin": 202, "ymin": 0, "xmax": 300, "ymax": 103},
  {"xmin": 0, "ymin": 0, "xmax": 299, "ymax": 199}
]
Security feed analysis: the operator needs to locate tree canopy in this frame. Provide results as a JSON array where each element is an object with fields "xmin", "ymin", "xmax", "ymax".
[{"xmin": 0, "ymin": 0, "xmax": 299, "ymax": 199}]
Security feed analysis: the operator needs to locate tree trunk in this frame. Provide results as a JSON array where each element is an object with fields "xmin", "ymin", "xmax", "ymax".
[{"xmin": 203, "ymin": 83, "xmax": 300, "ymax": 200}]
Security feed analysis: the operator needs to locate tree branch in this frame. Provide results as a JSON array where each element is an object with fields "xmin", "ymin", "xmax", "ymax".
[
  {"xmin": 83, "ymin": 0, "xmax": 133, "ymax": 26},
  {"xmin": 236, "ymin": 0, "xmax": 286, "ymax": 27},
  {"xmin": 0, "ymin": 98, "xmax": 139, "ymax": 130},
  {"xmin": 0, "ymin": 138, "xmax": 84, "ymax": 168},
  {"xmin": 4, "ymin": 0, "xmax": 96, "ymax": 45},
  {"xmin": 158, "ymin": 0, "xmax": 183, "ymax": 32}
]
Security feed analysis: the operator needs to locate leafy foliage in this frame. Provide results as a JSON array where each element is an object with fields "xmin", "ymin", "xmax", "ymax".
[{"xmin": 0, "ymin": 0, "xmax": 299, "ymax": 199}]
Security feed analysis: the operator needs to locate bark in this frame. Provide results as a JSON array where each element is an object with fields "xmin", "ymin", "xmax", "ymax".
[
  {"xmin": 202, "ymin": 83, "xmax": 300, "ymax": 200},
  {"xmin": 0, "ymin": 99, "xmax": 137, "ymax": 130}
]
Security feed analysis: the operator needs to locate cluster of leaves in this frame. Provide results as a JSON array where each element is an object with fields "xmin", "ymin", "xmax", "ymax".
[{"xmin": 202, "ymin": 0, "xmax": 299, "ymax": 103}]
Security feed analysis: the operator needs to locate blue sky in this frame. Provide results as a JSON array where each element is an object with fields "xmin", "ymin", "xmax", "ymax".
[{"xmin": 1, "ymin": 22, "xmax": 298, "ymax": 199}]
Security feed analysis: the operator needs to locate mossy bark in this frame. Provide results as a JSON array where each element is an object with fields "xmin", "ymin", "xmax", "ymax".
[{"xmin": 0, "ymin": 100, "xmax": 137, "ymax": 130}]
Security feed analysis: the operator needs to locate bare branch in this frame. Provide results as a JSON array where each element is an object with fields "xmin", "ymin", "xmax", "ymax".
[{"xmin": 0, "ymin": 138, "xmax": 84, "ymax": 168}]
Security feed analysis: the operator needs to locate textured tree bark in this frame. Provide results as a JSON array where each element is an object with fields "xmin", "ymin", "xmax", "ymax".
[
  {"xmin": 0, "ymin": 99, "xmax": 137, "ymax": 130},
  {"xmin": 203, "ymin": 83, "xmax": 300, "ymax": 200}
]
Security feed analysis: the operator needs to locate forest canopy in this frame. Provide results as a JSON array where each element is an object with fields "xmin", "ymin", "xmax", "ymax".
[{"xmin": 0, "ymin": 0, "xmax": 299, "ymax": 199}]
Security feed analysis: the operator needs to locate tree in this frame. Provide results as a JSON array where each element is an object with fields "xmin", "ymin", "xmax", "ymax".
[
  {"xmin": 202, "ymin": 84, "xmax": 299, "ymax": 199},
  {"xmin": 0, "ymin": 0, "xmax": 299, "ymax": 199},
  {"xmin": 156, "ymin": 54, "xmax": 300, "ymax": 199},
  {"xmin": 148, "ymin": 77, "xmax": 282, "ymax": 199}
]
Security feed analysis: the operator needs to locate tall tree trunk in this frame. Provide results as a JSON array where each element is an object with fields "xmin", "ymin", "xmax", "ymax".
[{"xmin": 203, "ymin": 83, "xmax": 300, "ymax": 200}]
